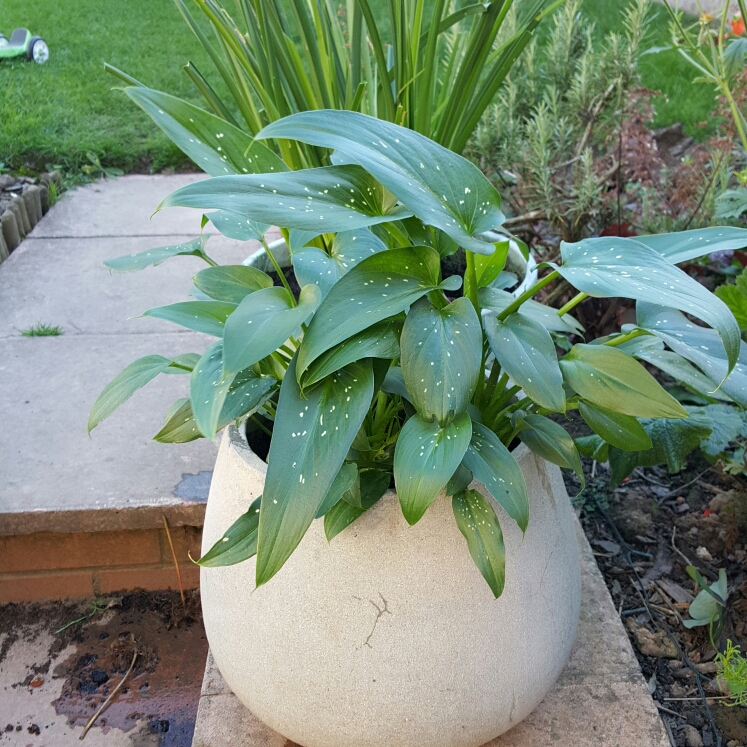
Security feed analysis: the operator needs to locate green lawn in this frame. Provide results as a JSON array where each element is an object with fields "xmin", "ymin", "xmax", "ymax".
[
  {"xmin": 0, "ymin": 0, "xmax": 722, "ymax": 176},
  {"xmin": 0, "ymin": 0, "xmax": 223, "ymax": 174}
]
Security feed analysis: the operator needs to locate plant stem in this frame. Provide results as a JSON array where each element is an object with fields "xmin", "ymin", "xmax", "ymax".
[
  {"xmin": 497, "ymin": 270, "xmax": 560, "ymax": 321},
  {"xmin": 250, "ymin": 415, "xmax": 273, "ymax": 437},
  {"xmin": 261, "ymin": 236, "xmax": 296, "ymax": 305},
  {"xmin": 465, "ymin": 250, "xmax": 480, "ymax": 312},
  {"xmin": 604, "ymin": 329, "xmax": 648, "ymax": 348},
  {"xmin": 556, "ymin": 291, "xmax": 588, "ymax": 317}
]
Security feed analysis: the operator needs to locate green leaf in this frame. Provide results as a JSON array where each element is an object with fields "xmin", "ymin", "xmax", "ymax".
[
  {"xmin": 715, "ymin": 189, "xmax": 747, "ymax": 220},
  {"xmin": 197, "ymin": 496, "xmax": 261, "ymax": 567},
  {"xmin": 223, "ymin": 285, "xmax": 321, "ymax": 376},
  {"xmin": 297, "ymin": 246, "xmax": 446, "ymax": 378},
  {"xmin": 479, "ymin": 287, "xmax": 583, "ymax": 334},
  {"xmin": 292, "ymin": 228, "xmax": 388, "ymax": 297},
  {"xmin": 636, "ymin": 303, "xmax": 747, "ymax": 407},
  {"xmin": 553, "ymin": 238, "xmax": 741, "ymax": 373},
  {"xmin": 577, "ymin": 401, "xmax": 652, "ymax": 452},
  {"xmin": 104, "ymin": 236, "xmax": 208, "ymax": 272},
  {"xmin": 124, "ymin": 86, "xmax": 286, "ymax": 177},
  {"xmin": 159, "ymin": 165, "xmax": 412, "ymax": 234},
  {"xmin": 484, "ymin": 311, "xmax": 565, "ymax": 412},
  {"xmin": 143, "ymin": 300, "xmax": 236, "ymax": 336},
  {"xmin": 258, "ymin": 111, "xmax": 505, "ymax": 254},
  {"xmin": 574, "ymin": 434, "xmax": 609, "ymax": 462},
  {"xmin": 394, "ymin": 411, "xmax": 472, "ymax": 525},
  {"xmin": 687, "ymin": 404, "xmax": 747, "ymax": 457},
  {"xmin": 446, "ymin": 464, "xmax": 473, "ymax": 496},
  {"xmin": 206, "ymin": 210, "xmax": 269, "ymax": 241},
  {"xmin": 452, "ymin": 489, "xmax": 506, "ymax": 598},
  {"xmin": 381, "ymin": 366, "xmax": 410, "ymax": 401},
  {"xmin": 217, "ymin": 367, "xmax": 277, "ymax": 428},
  {"xmin": 153, "ymin": 398, "xmax": 202, "ymax": 443},
  {"xmin": 462, "ymin": 421, "xmax": 529, "ymax": 531},
  {"xmin": 715, "ymin": 271, "xmax": 747, "ymax": 330},
  {"xmin": 635, "ymin": 227, "xmax": 747, "ymax": 262},
  {"xmin": 516, "ymin": 414, "xmax": 584, "ymax": 486},
  {"xmin": 315, "ymin": 462, "xmax": 359, "ymax": 518},
  {"xmin": 303, "ymin": 319, "xmax": 401, "ymax": 388},
  {"xmin": 465, "ymin": 241, "xmax": 509, "ymax": 299},
  {"xmin": 560, "ymin": 344, "xmax": 687, "ymax": 419},
  {"xmin": 193, "ymin": 265, "xmax": 273, "ymax": 304},
  {"xmin": 324, "ymin": 469, "xmax": 390, "ymax": 541},
  {"xmin": 256, "ymin": 357, "xmax": 374, "ymax": 586},
  {"xmin": 89, "ymin": 355, "xmax": 172, "ymax": 431},
  {"xmin": 400, "ymin": 296, "xmax": 482, "ymax": 424}
]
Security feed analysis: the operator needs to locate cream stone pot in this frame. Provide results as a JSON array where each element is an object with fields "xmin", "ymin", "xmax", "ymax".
[{"xmin": 200, "ymin": 425, "xmax": 581, "ymax": 747}]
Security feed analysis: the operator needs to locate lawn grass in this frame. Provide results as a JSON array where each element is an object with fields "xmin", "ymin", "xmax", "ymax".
[
  {"xmin": 0, "ymin": 0, "xmax": 722, "ymax": 177},
  {"xmin": 0, "ymin": 0, "xmax": 224, "ymax": 174},
  {"xmin": 582, "ymin": 0, "xmax": 720, "ymax": 140}
]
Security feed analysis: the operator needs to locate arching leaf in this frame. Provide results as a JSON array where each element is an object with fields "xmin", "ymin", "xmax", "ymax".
[
  {"xmin": 197, "ymin": 496, "xmax": 262, "ymax": 567},
  {"xmin": 577, "ymin": 401, "xmax": 652, "ymax": 452},
  {"xmin": 193, "ymin": 265, "xmax": 273, "ymax": 304},
  {"xmin": 143, "ymin": 300, "xmax": 236, "ymax": 336}
]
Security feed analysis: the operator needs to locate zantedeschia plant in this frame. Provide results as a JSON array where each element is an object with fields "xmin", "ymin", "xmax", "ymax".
[{"xmin": 91, "ymin": 110, "xmax": 747, "ymax": 597}]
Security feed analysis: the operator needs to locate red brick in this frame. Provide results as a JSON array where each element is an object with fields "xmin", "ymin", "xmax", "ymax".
[
  {"xmin": 159, "ymin": 525, "xmax": 203, "ymax": 566},
  {"xmin": 0, "ymin": 530, "xmax": 162, "ymax": 574},
  {"xmin": 0, "ymin": 571, "xmax": 94, "ymax": 603},
  {"xmin": 94, "ymin": 564, "xmax": 200, "ymax": 595}
]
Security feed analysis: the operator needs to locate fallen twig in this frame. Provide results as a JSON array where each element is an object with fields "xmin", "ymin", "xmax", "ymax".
[
  {"xmin": 162, "ymin": 515, "xmax": 185, "ymax": 607},
  {"xmin": 671, "ymin": 526, "xmax": 694, "ymax": 567},
  {"xmin": 79, "ymin": 637, "xmax": 137, "ymax": 740}
]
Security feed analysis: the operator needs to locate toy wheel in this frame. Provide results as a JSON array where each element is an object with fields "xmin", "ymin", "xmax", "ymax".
[{"xmin": 27, "ymin": 36, "xmax": 49, "ymax": 64}]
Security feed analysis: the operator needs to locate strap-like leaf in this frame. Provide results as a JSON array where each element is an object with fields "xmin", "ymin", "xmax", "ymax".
[
  {"xmin": 194, "ymin": 265, "xmax": 273, "ymax": 304},
  {"xmin": 516, "ymin": 414, "xmax": 584, "ymax": 486},
  {"xmin": 483, "ymin": 310, "xmax": 565, "ymax": 412},
  {"xmin": 479, "ymin": 287, "xmax": 584, "ymax": 334},
  {"xmin": 560, "ymin": 344, "xmax": 687, "ymax": 419},
  {"xmin": 206, "ymin": 209, "xmax": 269, "ymax": 241},
  {"xmin": 153, "ymin": 398, "xmax": 201, "ymax": 443},
  {"xmin": 315, "ymin": 463, "xmax": 359, "ymax": 518},
  {"xmin": 104, "ymin": 237, "xmax": 209, "ymax": 273},
  {"xmin": 223, "ymin": 285, "xmax": 321, "ymax": 376},
  {"xmin": 256, "ymin": 356, "xmax": 374, "ymax": 586},
  {"xmin": 577, "ymin": 401, "xmax": 652, "ymax": 452},
  {"xmin": 297, "ymin": 246, "xmax": 449, "ymax": 378},
  {"xmin": 197, "ymin": 496, "xmax": 261, "ymax": 567},
  {"xmin": 462, "ymin": 421, "xmax": 529, "ymax": 532},
  {"xmin": 257, "ymin": 110, "xmax": 505, "ymax": 254},
  {"xmin": 553, "ymin": 238, "xmax": 741, "ymax": 373},
  {"xmin": 452, "ymin": 489, "xmax": 506, "ymax": 598},
  {"xmin": 394, "ymin": 411, "xmax": 472, "ymax": 525},
  {"xmin": 633, "ymin": 227, "xmax": 747, "ymax": 265},
  {"xmin": 400, "ymin": 296, "xmax": 482, "ymax": 424},
  {"xmin": 158, "ymin": 165, "xmax": 412, "ymax": 233},
  {"xmin": 324, "ymin": 469, "xmax": 390, "ymax": 541},
  {"xmin": 124, "ymin": 86, "xmax": 286, "ymax": 176},
  {"xmin": 143, "ymin": 300, "xmax": 236, "ymax": 336}
]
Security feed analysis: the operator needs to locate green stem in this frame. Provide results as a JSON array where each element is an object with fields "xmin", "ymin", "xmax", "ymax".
[
  {"xmin": 261, "ymin": 236, "xmax": 296, "ymax": 305},
  {"xmin": 496, "ymin": 270, "xmax": 560, "ymax": 321},
  {"xmin": 556, "ymin": 292, "xmax": 588, "ymax": 317},
  {"xmin": 199, "ymin": 251, "xmax": 218, "ymax": 267},
  {"xmin": 465, "ymin": 251, "xmax": 480, "ymax": 313},
  {"xmin": 250, "ymin": 415, "xmax": 273, "ymax": 437},
  {"xmin": 604, "ymin": 329, "xmax": 648, "ymax": 348}
]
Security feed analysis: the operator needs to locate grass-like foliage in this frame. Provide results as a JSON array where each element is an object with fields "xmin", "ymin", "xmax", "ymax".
[
  {"xmin": 21, "ymin": 323, "xmax": 63, "ymax": 337},
  {"xmin": 89, "ymin": 108, "xmax": 747, "ymax": 597}
]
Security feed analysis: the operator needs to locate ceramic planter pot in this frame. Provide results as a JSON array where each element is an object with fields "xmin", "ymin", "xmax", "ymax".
[{"xmin": 200, "ymin": 426, "xmax": 581, "ymax": 747}]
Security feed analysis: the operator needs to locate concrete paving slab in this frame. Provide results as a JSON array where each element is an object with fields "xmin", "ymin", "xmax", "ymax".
[
  {"xmin": 30, "ymin": 175, "xmax": 209, "ymax": 238},
  {"xmin": 192, "ymin": 524, "xmax": 670, "ymax": 747}
]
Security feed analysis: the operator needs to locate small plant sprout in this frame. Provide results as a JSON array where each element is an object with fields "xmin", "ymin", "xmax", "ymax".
[
  {"xmin": 21, "ymin": 323, "xmax": 63, "ymax": 337},
  {"xmin": 91, "ymin": 109, "xmax": 747, "ymax": 597}
]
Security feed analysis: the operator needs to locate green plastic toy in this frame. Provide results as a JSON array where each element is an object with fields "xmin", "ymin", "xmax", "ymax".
[{"xmin": 0, "ymin": 28, "xmax": 49, "ymax": 64}]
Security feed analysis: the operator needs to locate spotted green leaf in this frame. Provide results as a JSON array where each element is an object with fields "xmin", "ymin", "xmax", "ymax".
[
  {"xmin": 464, "ymin": 241, "xmax": 509, "ymax": 299},
  {"xmin": 297, "ymin": 246, "xmax": 455, "ymax": 379},
  {"xmin": 452, "ymin": 489, "xmax": 506, "ymax": 598},
  {"xmin": 104, "ymin": 236, "xmax": 211, "ymax": 273},
  {"xmin": 315, "ymin": 463, "xmax": 359, "ymax": 519},
  {"xmin": 394, "ymin": 411, "xmax": 472, "ymax": 525},
  {"xmin": 197, "ymin": 496, "xmax": 261, "ymax": 567},
  {"xmin": 124, "ymin": 86, "xmax": 286, "ymax": 176},
  {"xmin": 577, "ymin": 401, "xmax": 652, "ymax": 452},
  {"xmin": 400, "ymin": 296, "xmax": 482, "ymax": 424},
  {"xmin": 324, "ymin": 469, "xmax": 390, "ymax": 541},
  {"xmin": 223, "ymin": 285, "xmax": 321, "ymax": 376},
  {"xmin": 256, "ymin": 357, "xmax": 374, "ymax": 587},
  {"xmin": 479, "ymin": 287, "xmax": 584, "ymax": 335},
  {"xmin": 462, "ymin": 421, "xmax": 529, "ymax": 532},
  {"xmin": 516, "ymin": 414, "xmax": 584, "ymax": 485},
  {"xmin": 560, "ymin": 344, "xmax": 687, "ymax": 419},
  {"xmin": 193, "ymin": 265, "xmax": 273, "ymax": 304},
  {"xmin": 159, "ymin": 165, "xmax": 412, "ymax": 234},
  {"xmin": 258, "ymin": 111, "xmax": 505, "ymax": 254},
  {"xmin": 635, "ymin": 303, "xmax": 747, "ymax": 408},
  {"xmin": 153, "ymin": 398, "xmax": 202, "ymax": 443},
  {"xmin": 303, "ymin": 319, "xmax": 402, "ymax": 389},
  {"xmin": 207, "ymin": 210, "xmax": 269, "ymax": 241},
  {"xmin": 632, "ymin": 227, "xmax": 747, "ymax": 265},
  {"xmin": 143, "ymin": 300, "xmax": 236, "ymax": 336},
  {"xmin": 553, "ymin": 238, "xmax": 740, "ymax": 373},
  {"xmin": 483, "ymin": 311, "xmax": 565, "ymax": 412}
]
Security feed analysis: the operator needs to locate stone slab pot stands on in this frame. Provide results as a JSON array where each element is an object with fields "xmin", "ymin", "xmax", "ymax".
[{"xmin": 200, "ymin": 421, "xmax": 581, "ymax": 747}]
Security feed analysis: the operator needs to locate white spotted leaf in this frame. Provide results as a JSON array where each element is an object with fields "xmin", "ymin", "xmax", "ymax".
[
  {"xmin": 452, "ymin": 489, "xmax": 506, "ymax": 598},
  {"xmin": 142, "ymin": 300, "xmax": 236, "ymax": 336},
  {"xmin": 516, "ymin": 414, "xmax": 584, "ymax": 486},
  {"xmin": 394, "ymin": 411, "xmax": 472, "ymax": 525},
  {"xmin": 206, "ymin": 209, "xmax": 268, "ymax": 241},
  {"xmin": 400, "ymin": 296, "xmax": 482, "ymax": 424},
  {"xmin": 552, "ymin": 238, "xmax": 741, "ymax": 373},
  {"xmin": 104, "ymin": 236, "xmax": 209, "ymax": 273},
  {"xmin": 197, "ymin": 496, "xmax": 262, "ymax": 567},
  {"xmin": 256, "ymin": 356, "xmax": 374, "ymax": 586},
  {"xmin": 630, "ymin": 227, "xmax": 747, "ymax": 265},
  {"xmin": 479, "ymin": 287, "xmax": 584, "ymax": 335},
  {"xmin": 193, "ymin": 265, "xmax": 273, "ymax": 304},
  {"xmin": 153, "ymin": 398, "xmax": 201, "ymax": 443},
  {"xmin": 483, "ymin": 310, "xmax": 565, "ymax": 412},
  {"xmin": 257, "ymin": 110, "xmax": 504, "ymax": 254},
  {"xmin": 461, "ymin": 421, "xmax": 529, "ymax": 532},
  {"xmin": 158, "ymin": 165, "xmax": 412, "ymax": 234}
]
